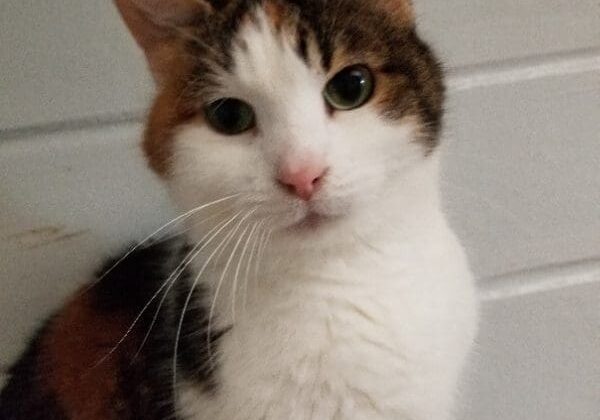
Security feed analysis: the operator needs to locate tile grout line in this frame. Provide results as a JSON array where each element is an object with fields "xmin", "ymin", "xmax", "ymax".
[
  {"xmin": 0, "ymin": 111, "xmax": 144, "ymax": 142},
  {"xmin": 448, "ymin": 46, "xmax": 600, "ymax": 91},
  {"xmin": 479, "ymin": 257, "xmax": 600, "ymax": 302}
]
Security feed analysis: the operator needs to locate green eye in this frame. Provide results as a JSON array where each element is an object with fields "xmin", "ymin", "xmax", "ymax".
[
  {"xmin": 324, "ymin": 65, "xmax": 374, "ymax": 111},
  {"xmin": 205, "ymin": 98, "xmax": 255, "ymax": 135}
]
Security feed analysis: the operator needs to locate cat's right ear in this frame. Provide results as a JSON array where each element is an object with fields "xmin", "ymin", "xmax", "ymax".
[{"xmin": 114, "ymin": 0, "xmax": 208, "ymax": 84}]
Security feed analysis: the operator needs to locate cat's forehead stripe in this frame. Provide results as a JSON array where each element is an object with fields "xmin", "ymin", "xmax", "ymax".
[{"xmin": 189, "ymin": 1, "xmax": 403, "ymax": 88}]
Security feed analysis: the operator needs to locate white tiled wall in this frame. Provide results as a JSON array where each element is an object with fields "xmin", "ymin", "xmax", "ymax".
[
  {"xmin": 0, "ymin": 0, "xmax": 152, "ymax": 132},
  {"xmin": 416, "ymin": 0, "xmax": 600, "ymax": 68},
  {"xmin": 1, "ymin": 1, "xmax": 598, "ymax": 418},
  {"xmin": 443, "ymin": 70, "xmax": 600, "ymax": 279},
  {"xmin": 466, "ymin": 280, "xmax": 600, "ymax": 419}
]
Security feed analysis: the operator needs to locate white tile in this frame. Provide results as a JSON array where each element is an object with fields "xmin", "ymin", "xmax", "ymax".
[
  {"xmin": 417, "ymin": 0, "xmax": 600, "ymax": 68},
  {"xmin": 0, "ymin": 123, "xmax": 173, "ymax": 365},
  {"xmin": 441, "ymin": 69, "xmax": 600, "ymax": 279},
  {"xmin": 0, "ymin": 0, "xmax": 153, "ymax": 131},
  {"xmin": 462, "ymin": 281, "xmax": 600, "ymax": 420}
]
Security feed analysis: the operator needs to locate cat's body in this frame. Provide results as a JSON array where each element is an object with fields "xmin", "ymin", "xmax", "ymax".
[
  {"xmin": 0, "ymin": 0, "xmax": 478, "ymax": 419},
  {"xmin": 180, "ymin": 157, "xmax": 477, "ymax": 420}
]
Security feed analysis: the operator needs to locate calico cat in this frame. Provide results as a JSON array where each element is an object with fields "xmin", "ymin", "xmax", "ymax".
[{"xmin": 0, "ymin": 0, "xmax": 479, "ymax": 419}]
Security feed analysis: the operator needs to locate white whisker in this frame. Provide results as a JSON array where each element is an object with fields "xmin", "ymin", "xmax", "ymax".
[
  {"xmin": 131, "ymin": 212, "xmax": 242, "ymax": 361},
  {"xmin": 172, "ymin": 207, "xmax": 257, "ymax": 391},
  {"xmin": 231, "ymin": 221, "xmax": 260, "ymax": 326},
  {"xmin": 151, "ymin": 204, "xmax": 235, "ymax": 246},
  {"xmin": 241, "ymin": 219, "xmax": 266, "ymax": 315},
  {"xmin": 255, "ymin": 226, "xmax": 274, "ymax": 284},
  {"xmin": 89, "ymin": 193, "xmax": 241, "ymax": 290},
  {"xmin": 253, "ymin": 228, "xmax": 268, "ymax": 283},
  {"xmin": 91, "ymin": 209, "xmax": 244, "ymax": 370},
  {"xmin": 205, "ymin": 209, "xmax": 258, "ymax": 366}
]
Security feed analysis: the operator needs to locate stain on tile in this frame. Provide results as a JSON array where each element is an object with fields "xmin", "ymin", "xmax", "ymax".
[
  {"xmin": 6, "ymin": 226, "xmax": 90, "ymax": 249},
  {"xmin": 8, "ymin": 226, "xmax": 65, "ymax": 239},
  {"xmin": 26, "ymin": 230, "xmax": 90, "ymax": 249}
]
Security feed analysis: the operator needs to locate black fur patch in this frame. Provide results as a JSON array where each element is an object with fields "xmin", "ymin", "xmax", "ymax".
[
  {"xmin": 0, "ymin": 323, "xmax": 68, "ymax": 420},
  {"xmin": 96, "ymin": 239, "xmax": 228, "ymax": 413},
  {"xmin": 0, "ymin": 239, "xmax": 226, "ymax": 419}
]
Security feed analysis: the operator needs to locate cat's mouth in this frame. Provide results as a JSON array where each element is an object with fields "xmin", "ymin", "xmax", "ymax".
[{"xmin": 291, "ymin": 210, "xmax": 337, "ymax": 231}]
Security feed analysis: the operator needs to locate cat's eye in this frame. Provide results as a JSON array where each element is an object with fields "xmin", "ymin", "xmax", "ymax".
[
  {"xmin": 204, "ymin": 98, "xmax": 255, "ymax": 135},
  {"xmin": 324, "ymin": 65, "xmax": 374, "ymax": 111}
]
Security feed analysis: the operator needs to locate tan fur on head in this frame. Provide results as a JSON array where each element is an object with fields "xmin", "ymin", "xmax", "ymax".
[{"xmin": 144, "ymin": 81, "xmax": 198, "ymax": 175}]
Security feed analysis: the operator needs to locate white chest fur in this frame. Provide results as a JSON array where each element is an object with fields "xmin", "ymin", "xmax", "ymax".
[{"xmin": 177, "ymin": 214, "xmax": 478, "ymax": 420}]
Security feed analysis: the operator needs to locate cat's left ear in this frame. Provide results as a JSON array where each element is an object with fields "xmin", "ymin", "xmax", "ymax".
[
  {"xmin": 376, "ymin": 0, "xmax": 415, "ymax": 25},
  {"xmin": 114, "ymin": 0, "xmax": 208, "ymax": 83}
]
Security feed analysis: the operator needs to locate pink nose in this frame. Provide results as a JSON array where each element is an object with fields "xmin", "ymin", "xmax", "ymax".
[{"xmin": 278, "ymin": 157, "xmax": 328, "ymax": 201}]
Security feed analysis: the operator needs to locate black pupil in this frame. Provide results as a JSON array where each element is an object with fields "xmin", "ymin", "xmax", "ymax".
[
  {"xmin": 331, "ymin": 69, "xmax": 366, "ymax": 104},
  {"xmin": 212, "ymin": 99, "xmax": 246, "ymax": 130}
]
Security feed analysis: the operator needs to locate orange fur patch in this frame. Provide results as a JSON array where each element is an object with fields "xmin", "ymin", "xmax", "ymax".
[
  {"xmin": 144, "ymin": 71, "xmax": 199, "ymax": 176},
  {"xmin": 39, "ymin": 291, "xmax": 139, "ymax": 419}
]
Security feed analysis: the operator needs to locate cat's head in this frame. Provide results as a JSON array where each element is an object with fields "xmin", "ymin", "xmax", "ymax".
[{"xmin": 116, "ymin": 0, "xmax": 444, "ymax": 248}]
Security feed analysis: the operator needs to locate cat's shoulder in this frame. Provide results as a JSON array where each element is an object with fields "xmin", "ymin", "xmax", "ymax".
[{"xmin": 0, "ymin": 239, "xmax": 185, "ymax": 420}]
